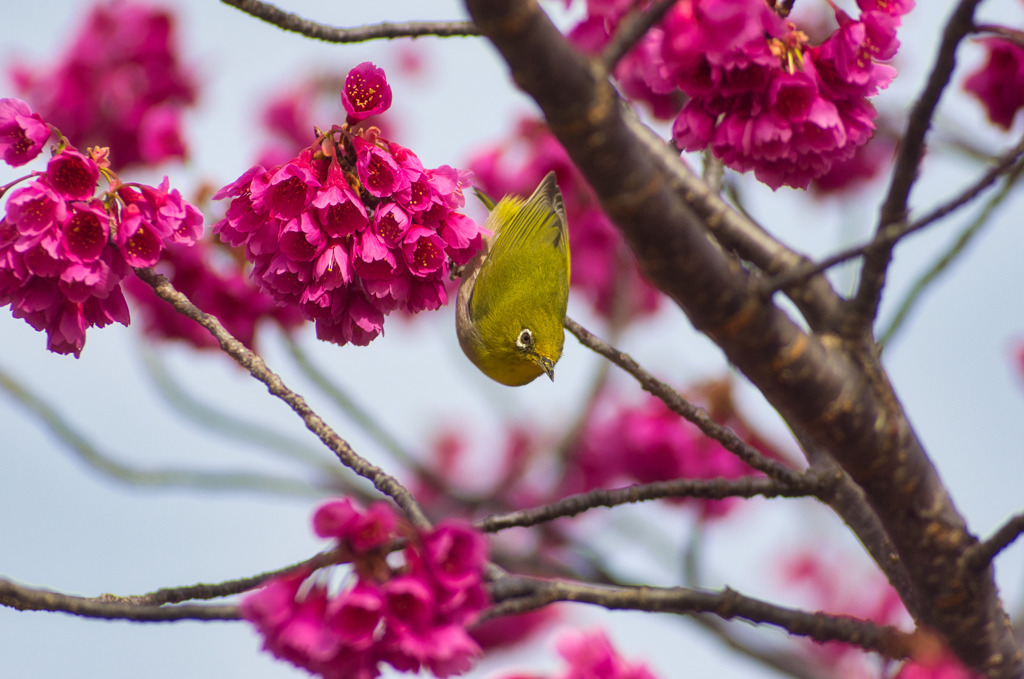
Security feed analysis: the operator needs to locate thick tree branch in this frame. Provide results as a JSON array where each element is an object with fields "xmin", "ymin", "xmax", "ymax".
[
  {"xmin": 221, "ymin": 0, "xmax": 478, "ymax": 42},
  {"xmin": 485, "ymin": 575, "xmax": 930, "ymax": 661},
  {"xmin": 464, "ymin": 2, "xmax": 1021, "ymax": 675},
  {"xmin": 850, "ymin": 0, "xmax": 985, "ymax": 334},
  {"xmin": 619, "ymin": 109, "xmax": 845, "ymax": 332},
  {"xmin": 134, "ymin": 268, "xmax": 431, "ymax": 529},
  {"xmin": 0, "ymin": 578, "xmax": 239, "ymax": 621}
]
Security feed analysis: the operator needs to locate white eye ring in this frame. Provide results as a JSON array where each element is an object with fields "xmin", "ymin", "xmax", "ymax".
[{"xmin": 516, "ymin": 328, "xmax": 534, "ymax": 349}]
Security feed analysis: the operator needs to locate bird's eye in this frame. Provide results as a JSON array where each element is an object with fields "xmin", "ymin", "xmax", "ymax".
[{"xmin": 516, "ymin": 328, "xmax": 534, "ymax": 350}]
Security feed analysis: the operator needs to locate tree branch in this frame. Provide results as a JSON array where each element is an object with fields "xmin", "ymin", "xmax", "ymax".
[
  {"xmin": 965, "ymin": 512, "xmax": 1024, "ymax": 573},
  {"xmin": 878, "ymin": 161, "xmax": 1024, "ymax": 348},
  {"xmin": 850, "ymin": 0, "xmax": 985, "ymax": 335},
  {"xmin": 0, "ymin": 365, "xmax": 329, "ymax": 497},
  {"xmin": 485, "ymin": 575, "xmax": 929, "ymax": 661},
  {"xmin": 133, "ymin": 268, "xmax": 431, "ymax": 530},
  {"xmin": 618, "ymin": 109, "xmax": 845, "ymax": 332},
  {"xmin": 0, "ymin": 578, "xmax": 239, "ymax": 622},
  {"xmin": 464, "ymin": 1, "xmax": 1021, "ymax": 674},
  {"xmin": 221, "ymin": 0, "xmax": 478, "ymax": 42},
  {"xmin": 762, "ymin": 135, "xmax": 1024, "ymax": 299},
  {"xmin": 477, "ymin": 474, "xmax": 825, "ymax": 533},
  {"xmin": 140, "ymin": 346, "xmax": 345, "ymax": 480},
  {"xmin": 565, "ymin": 317, "xmax": 802, "ymax": 485}
]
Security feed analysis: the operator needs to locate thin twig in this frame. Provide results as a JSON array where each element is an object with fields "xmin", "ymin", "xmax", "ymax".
[
  {"xmin": 761, "ymin": 135, "xmax": 1024, "ymax": 298},
  {"xmin": 121, "ymin": 551, "xmax": 342, "ymax": 606},
  {"xmin": 476, "ymin": 474, "xmax": 824, "ymax": 533},
  {"xmin": 221, "ymin": 0, "xmax": 478, "ymax": 42},
  {"xmin": 600, "ymin": 0, "xmax": 676, "ymax": 72},
  {"xmin": 283, "ymin": 337, "xmax": 417, "ymax": 470},
  {"xmin": 484, "ymin": 575, "xmax": 927, "ymax": 661},
  {"xmin": 965, "ymin": 512, "xmax": 1024, "ymax": 572},
  {"xmin": 140, "ymin": 346, "xmax": 344, "ymax": 478},
  {"xmin": 879, "ymin": 160, "xmax": 1024, "ymax": 347},
  {"xmin": 0, "ymin": 365, "xmax": 328, "ymax": 497},
  {"xmin": 134, "ymin": 267, "xmax": 431, "ymax": 529},
  {"xmin": 564, "ymin": 316, "xmax": 802, "ymax": 485},
  {"xmin": 850, "ymin": 0, "xmax": 985, "ymax": 334}
]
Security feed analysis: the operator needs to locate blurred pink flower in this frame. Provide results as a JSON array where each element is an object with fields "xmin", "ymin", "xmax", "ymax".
[
  {"xmin": 964, "ymin": 36, "xmax": 1024, "ymax": 130},
  {"xmin": 10, "ymin": 0, "xmax": 197, "ymax": 170},
  {"xmin": 493, "ymin": 628, "xmax": 659, "ymax": 679}
]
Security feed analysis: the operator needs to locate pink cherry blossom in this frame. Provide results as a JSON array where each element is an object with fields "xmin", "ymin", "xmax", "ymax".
[
  {"xmin": 563, "ymin": 0, "xmax": 914, "ymax": 190},
  {"xmin": 242, "ymin": 498, "xmax": 489, "ymax": 678},
  {"xmin": 0, "ymin": 122, "xmax": 203, "ymax": 356},
  {"xmin": 342, "ymin": 61, "xmax": 393, "ymax": 122},
  {"xmin": 0, "ymin": 98, "xmax": 50, "ymax": 167},
  {"xmin": 214, "ymin": 62, "xmax": 483, "ymax": 348}
]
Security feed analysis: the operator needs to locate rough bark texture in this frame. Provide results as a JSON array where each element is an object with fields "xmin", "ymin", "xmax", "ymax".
[{"xmin": 464, "ymin": 1, "xmax": 1023, "ymax": 676}]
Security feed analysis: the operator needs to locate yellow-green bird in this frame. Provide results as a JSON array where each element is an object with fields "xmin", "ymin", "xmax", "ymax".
[{"xmin": 456, "ymin": 171, "xmax": 570, "ymax": 386}]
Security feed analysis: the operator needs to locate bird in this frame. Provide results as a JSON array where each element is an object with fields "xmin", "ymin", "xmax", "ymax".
[{"xmin": 455, "ymin": 171, "xmax": 570, "ymax": 386}]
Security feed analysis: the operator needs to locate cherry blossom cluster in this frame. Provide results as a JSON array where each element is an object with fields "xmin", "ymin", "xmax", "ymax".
[
  {"xmin": 214, "ymin": 62, "xmax": 483, "ymax": 347},
  {"xmin": 495, "ymin": 629, "xmax": 659, "ymax": 679},
  {"xmin": 10, "ymin": 0, "xmax": 196, "ymax": 170},
  {"xmin": 563, "ymin": 385, "xmax": 775, "ymax": 519},
  {"xmin": 122, "ymin": 241, "xmax": 304, "ymax": 350},
  {"xmin": 241, "ymin": 498, "xmax": 489, "ymax": 678},
  {"xmin": 567, "ymin": 0, "xmax": 915, "ymax": 190},
  {"xmin": 964, "ymin": 33, "xmax": 1024, "ymax": 130},
  {"xmin": 0, "ymin": 98, "xmax": 202, "ymax": 356},
  {"xmin": 471, "ymin": 117, "xmax": 662, "ymax": 322}
]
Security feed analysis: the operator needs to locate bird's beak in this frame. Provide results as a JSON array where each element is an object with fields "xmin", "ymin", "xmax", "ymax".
[{"xmin": 537, "ymin": 356, "xmax": 555, "ymax": 382}]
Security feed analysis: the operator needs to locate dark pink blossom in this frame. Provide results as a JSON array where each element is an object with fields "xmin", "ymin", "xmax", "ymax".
[
  {"xmin": 61, "ymin": 200, "xmax": 110, "ymax": 263},
  {"xmin": 242, "ymin": 498, "xmax": 489, "ymax": 678},
  {"xmin": 348, "ymin": 501, "xmax": 400, "ymax": 553},
  {"xmin": 964, "ymin": 37, "xmax": 1024, "ymax": 130},
  {"xmin": 421, "ymin": 522, "xmax": 489, "ymax": 592},
  {"xmin": 313, "ymin": 183, "xmax": 368, "ymax": 238},
  {"xmin": 402, "ymin": 227, "xmax": 446, "ymax": 278},
  {"xmin": 326, "ymin": 582, "xmax": 384, "ymax": 650},
  {"xmin": 47, "ymin": 149, "xmax": 100, "ymax": 201},
  {"xmin": 354, "ymin": 137, "xmax": 407, "ymax": 197},
  {"xmin": 214, "ymin": 63, "xmax": 482, "ymax": 348},
  {"xmin": 6, "ymin": 181, "xmax": 66, "ymax": 236},
  {"xmin": 1, "ymin": 137, "xmax": 202, "ymax": 356},
  {"xmin": 563, "ymin": 0, "xmax": 911, "ymax": 189},
  {"xmin": 0, "ymin": 98, "xmax": 50, "ymax": 167},
  {"xmin": 342, "ymin": 62, "xmax": 393, "ymax": 122}
]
